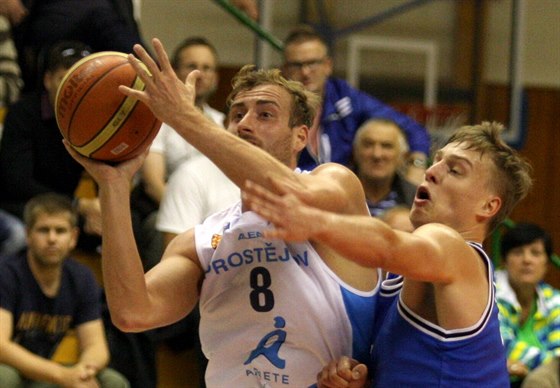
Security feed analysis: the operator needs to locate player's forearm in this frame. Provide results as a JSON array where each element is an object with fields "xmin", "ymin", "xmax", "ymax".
[
  {"xmin": 313, "ymin": 212, "xmax": 397, "ymax": 269},
  {"xmin": 97, "ymin": 179, "xmax": 153, "ymax": 330},
  {"xmin": 173, "ymin": 110, "xmax": 300, "ymax": 192}
]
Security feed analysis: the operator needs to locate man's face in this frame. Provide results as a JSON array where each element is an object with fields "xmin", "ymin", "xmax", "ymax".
[
  {"xmin": 354, "ymin": 121, "xmax": 405, "ymax": 183},
  {"xmin": 174, "ymin": 45, "xmax": 218, "ymax": 102},
  {"xmin": 227, "ymin": 84, "xmax": 307, "ymax": 168},
  {"xmin": 283, "ymin": 39, "xmax": 332, "ymax": 96},
  {"xmin": 26, "ymin": 212, "xmax": 77, "ymax": 268},
  {"xmin": 505, "ymin": 239, "xmax": 548, "ymax": 288},
  {"xmin": 410, "ymin": 142, "xmax": 498, "ymax": 231}
]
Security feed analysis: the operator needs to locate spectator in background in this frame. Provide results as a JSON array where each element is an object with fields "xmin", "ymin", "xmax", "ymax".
[
  {"xmin": 156, "ymin": 155, "xmax": 240, "ymax": 248},
  {"xmin": 10, "ymin": 0, "xmax": 144, "ymax": 92},
  {"xmin": 132, "ymin": 36, "xmax": 225, "ymax": 270},
  {"xmin": 0, "ymin": 40, "xmax": 102, "ymax": 252},
  {"xmin": 352, "ymin": 118, "xmax": 417, "ymax": 217},
  {"xmin": 495, "ymin": 222, "xmax": 560, "ymax": 388},
  {"xmin": 282, "ymin": 25, "xmax": 431, "ymax": 184},
  {"xmin": 0, "ymin": 193, "xmax": 128, "ymax": 387}
]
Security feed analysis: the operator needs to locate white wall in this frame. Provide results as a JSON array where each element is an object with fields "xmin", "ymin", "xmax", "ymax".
[
  {"xmin": 139, "ymin": 0, "xmax": 559, "ymax": 88},
  {"xmin": 485, "ymin": 0, "xmax": 560, "ymax": 87}
]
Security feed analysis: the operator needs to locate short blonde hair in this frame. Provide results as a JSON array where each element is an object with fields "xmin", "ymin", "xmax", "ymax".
[
  {"xmin": 226, "ymin": 64, "xmax": 319, "ymax": 129},
  {"xmin": 446, "ymin": 121, "xmax": 533, "ymax": 233}
]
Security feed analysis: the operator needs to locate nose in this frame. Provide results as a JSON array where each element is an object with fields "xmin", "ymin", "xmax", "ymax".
[
  {"xmin": 371, "ymin": 144, "xmax": 384, "ymax": 159},
  {"xmin": 424, "ymin": 160, "xmax": 442, "ymax": 183},
  {"xmin": 300, "ymin": 64, "xmax": 313, "ymax": 77},
  {"xmin": 233, "ymin": 112, "xmax": 255, "ymax": 136},
  {"xmin": 47, "ymin": 229, "xmax": 58, "ymax": 242}
]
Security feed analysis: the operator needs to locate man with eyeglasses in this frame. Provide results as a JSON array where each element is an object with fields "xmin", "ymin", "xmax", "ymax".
[{"xmin": 282, "ymin": 26, "xmax": 431, "ymax": 184}]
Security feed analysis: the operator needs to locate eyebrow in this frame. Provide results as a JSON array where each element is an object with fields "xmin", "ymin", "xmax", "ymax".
[
  {"xmin": 434, "ymin": 150, "xmax": 474, "ymax": 168},
  {"xmin": 230, "ymin": 99, "xmax": 281, "ymax": 111}
]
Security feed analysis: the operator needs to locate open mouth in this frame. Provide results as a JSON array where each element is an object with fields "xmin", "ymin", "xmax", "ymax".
[{"xmin": 416, "ymin": 186, "xmax": 431, "ymax": 201}]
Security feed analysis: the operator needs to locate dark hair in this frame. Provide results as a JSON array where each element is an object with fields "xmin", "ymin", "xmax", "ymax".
[
  {"xmin": 283, "ymin": 25, "xmax": 329, "ymax": 55},
  {"xmin": 171, "ymin": 36, "xmax": 218, "ymax": 69},
  {"xmin": 43, "ymin": 40, "xmax": 92, "ymax": 73},
  {"xmin": 501, "ymin": 222, "xmax": 553, "ymax": 260},
  {"xmin": 23, "ymin": 193, "xmax": 78, "ymax": 229}
]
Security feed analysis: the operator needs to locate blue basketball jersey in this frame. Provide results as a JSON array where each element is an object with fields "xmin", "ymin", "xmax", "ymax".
[{"xmin": 370, "ymin": 242, "xmax": 509, "ymax": 387}]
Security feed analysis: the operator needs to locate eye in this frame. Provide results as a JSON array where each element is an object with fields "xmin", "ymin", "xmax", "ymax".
[{"xmin": 230, "ymin": 111, "xmax": 245, "ymax": 122}]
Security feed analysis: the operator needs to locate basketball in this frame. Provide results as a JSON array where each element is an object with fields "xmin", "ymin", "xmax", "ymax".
[{"xmin": 55, "ymin": 51, "xmax": 161, "ymax": 162}]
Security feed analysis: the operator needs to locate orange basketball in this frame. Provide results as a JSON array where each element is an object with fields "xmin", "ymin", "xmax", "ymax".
[{"xmin": 55, "ymin": 51, "xmax": 161, "ymax": 162}]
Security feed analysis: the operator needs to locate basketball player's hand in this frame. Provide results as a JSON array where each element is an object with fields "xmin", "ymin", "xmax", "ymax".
[
  {"xmin": 317, "ymin": 356, "xmax": 369, "ymax": 388},
  {"xmin": 120, "ymin": 38, "xmax": 201, "ymax": 133},
  {"xmin": 242, "ymin": 178, "xmax": 326, "ymax": 242},
  {"xmin": 63, "ymin": 140, "xmax": 148, "ymax": 188}
]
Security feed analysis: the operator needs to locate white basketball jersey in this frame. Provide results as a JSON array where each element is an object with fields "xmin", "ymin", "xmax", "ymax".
[{"xmin": 195, "ymin": 202, "xmax": 379, "ymax": 387}]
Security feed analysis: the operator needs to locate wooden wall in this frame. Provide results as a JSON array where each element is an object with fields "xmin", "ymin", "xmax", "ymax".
[{"xmin": 479, "ymin": 85, "xmax": 560, "ymax": 286}]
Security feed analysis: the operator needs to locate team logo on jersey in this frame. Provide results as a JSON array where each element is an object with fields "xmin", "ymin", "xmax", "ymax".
[
  {"xmin": 244, "ymin": 316, "xmax": 287, "ymax": 369},
  {"xmin": 211, "ymin": 234, "xmax": 222, "ymax": 249}
]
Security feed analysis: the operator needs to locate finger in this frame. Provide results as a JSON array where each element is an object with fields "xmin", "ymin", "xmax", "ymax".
[
  {"xmin": 329, "ymin": 358, "xmax": 352, "ymax": 386},
  {"xmin": 267, "ymin": 175, "xmax": 301, "ymax": 196},
  {"xmin": 351, "ymin": 364, "xmax": 367, "ymax": 381},
  {"xmin": 151, "ymin": 38, "xmax": 174, "ymax": 74},
  {"xmin": 317, "ymin": 367, "xmax": 338, "ymax": 388},
  {"xmin": 62, "ymin": 140, "xmax": 94, "ymax": 168},
  {"xmin": 132, "ymin": 43, "xmax": 159, "ymax": 79},
  {"xmin": 245, "ymin": 180, "xmax": 284, "ymax": 207},
  {"xmin": 126, "ymin": 53, "xmax": 154, "ymax": 86},
  {"xmin": 185, "ymin": 68, "xmax": 202, "ymax": 88}
]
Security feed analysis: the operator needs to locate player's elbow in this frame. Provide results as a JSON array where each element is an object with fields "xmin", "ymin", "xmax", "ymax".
[{"xmin": 110, "ymin": 310, "xmax": 152, "ymax": 333}]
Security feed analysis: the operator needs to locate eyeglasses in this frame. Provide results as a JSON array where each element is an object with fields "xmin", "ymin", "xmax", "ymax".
[
  {"xmin": 284, "ymin": 58, "xmax": 327, "ymax": 72},
  {"xmin": 60, "ymin": 48, "xmax": 91, "ymax": 59}
]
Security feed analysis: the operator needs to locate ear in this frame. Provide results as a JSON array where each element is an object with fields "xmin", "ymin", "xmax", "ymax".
[
  {"xmin": 478, "ymin": 195, "xmax": 502, "ymax": 221},
  {"xmin": 324, "ymin": 57, "xmax": 333, "ymax": 77},
  {"xmin": 293, "ymin": 125, "xmax": 308, "ymax": 154},
  {"xmin": 69, "ymin": 226, "xmax": 80, "ymax": 251}
]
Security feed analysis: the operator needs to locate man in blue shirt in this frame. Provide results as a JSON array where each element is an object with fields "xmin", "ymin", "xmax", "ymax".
[{"xmin": 282, "ymin": 26, "xmax": 431, "ymax": 183}]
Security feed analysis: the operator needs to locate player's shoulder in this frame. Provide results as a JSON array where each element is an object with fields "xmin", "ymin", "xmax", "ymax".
[
  {"xmin": 413, "ymin": 223, "xmax": 474, "ymax": 257},
  {"xmin": 308, "ymin": 161, "xmax": 356, "ymax": 178}
]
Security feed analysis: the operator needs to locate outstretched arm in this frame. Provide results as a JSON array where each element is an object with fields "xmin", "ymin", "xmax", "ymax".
[
  {"xmin": 118, "ymin": 39, "xmax": 306, "ymax": 199},
  {"xmin": 243, "ymin": 178, "xmax": 470, "ymax": 284}
]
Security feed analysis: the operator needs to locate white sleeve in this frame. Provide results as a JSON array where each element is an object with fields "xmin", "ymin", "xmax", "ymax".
[{"xmin": 156, "ymin": 162, "xmax": 206, "ymax": 234}]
